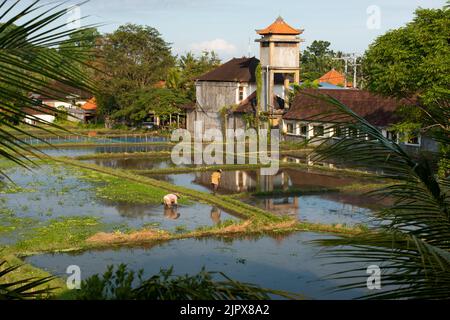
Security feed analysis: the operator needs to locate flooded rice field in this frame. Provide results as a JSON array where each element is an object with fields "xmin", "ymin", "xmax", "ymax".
[
  {"xmin": 25, "ymin": 232, "xmax": 371, "ymax": 299},
  {"xmin": 1, "ymin": 138, "xmax": 391, "ymax": 299},
  {"xmin": 0, "ymin": 165, "xmax": 238, "ymax": 244}
]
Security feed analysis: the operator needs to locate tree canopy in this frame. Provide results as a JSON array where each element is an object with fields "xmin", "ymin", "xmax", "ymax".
[
  {"xmin": 363, "ymin": 5, "xmax": 450, "ymax": 176},
  {"xmin": 96, "ymin": 24, "xmax": 176, "ymax": 121},
  {"xmin": 363, "ymin": 7, "xmax": 450, "ymax": 102},
  {"xmin": 300, "ymin": 40, "xmax": 347, "ymax": 81}
]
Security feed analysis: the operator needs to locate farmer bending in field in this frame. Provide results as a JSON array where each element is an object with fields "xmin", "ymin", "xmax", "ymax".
[
  {"xmin": 163, "ymin": 193, "xmax": 181, "ymax": 208},
  {"xmin": 211, "ymin": 169, "xmax": 223, "ymax": 194}
]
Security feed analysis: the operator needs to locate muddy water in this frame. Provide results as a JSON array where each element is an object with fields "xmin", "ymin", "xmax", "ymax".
[
  {"xmin": 83, "ymin": 157, "xmax": 183, "ymax": 171},
  {"xmin": 25, "ymin": 232, "xmax": 375, "ymax": 299},
  {"xmin": 0, "ymin": 166, "xmax": 238, "ymax": 244}
]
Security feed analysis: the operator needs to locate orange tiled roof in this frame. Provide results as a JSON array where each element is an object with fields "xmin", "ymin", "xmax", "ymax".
[
  {"xmin": 318, "ymin": 69, "xmax": 352, "ymax": 87},
  {"xmin": 81, "ymin": 98, "xmax": 97, "ymax": 111},
  {"xmin": 257, "ymin": 16, "xmax": 302, "ymax": 36}
]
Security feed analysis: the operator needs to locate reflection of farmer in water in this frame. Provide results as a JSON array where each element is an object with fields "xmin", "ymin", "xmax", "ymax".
[
  {"xmin": 211, "ymin": 170, "xmax": 222, "ymax": 194},
  {"xmin": 164, "ymin": 207, "xmax": 180, "ymax": 220},
  {"xmin": 210, "ymin": 206, "xmax": 221, "ymax": 224}
]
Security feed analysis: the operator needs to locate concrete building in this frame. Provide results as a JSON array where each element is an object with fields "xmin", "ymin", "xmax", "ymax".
[{"xmin": 185, "ymin": 17, "xmax": 302, "ymax": 133}]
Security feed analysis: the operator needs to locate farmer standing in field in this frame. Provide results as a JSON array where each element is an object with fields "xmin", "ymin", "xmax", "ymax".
[{"xmin": 211, "ymin": 169, "xmax": 223, "ymax": 194}]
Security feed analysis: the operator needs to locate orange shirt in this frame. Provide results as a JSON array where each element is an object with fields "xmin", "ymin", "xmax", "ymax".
[{"xmin": 211, "ymin": 172, "xmax": 221, "ymax": 185}]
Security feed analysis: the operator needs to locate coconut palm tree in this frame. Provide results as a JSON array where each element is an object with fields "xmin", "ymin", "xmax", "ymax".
[
  {"xmin": 0, "ymin": 0, "xmax": 97, "ymax": 176},
  {"xmin": 0, "ymin": 0, "xmax": 97, "ymax": 299},
  {"xmin": 304, "ymin": 92, "xmax": 450, "ymax": 299}
]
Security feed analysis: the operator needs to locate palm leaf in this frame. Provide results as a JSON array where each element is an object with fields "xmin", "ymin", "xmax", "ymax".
[
  {"xmin": 298, "ymin": 91, "xmax": 449, "ymax": 299},
  {"xmin": 0, "ymin": 0, "xmax": 99, "ymax": 175}
]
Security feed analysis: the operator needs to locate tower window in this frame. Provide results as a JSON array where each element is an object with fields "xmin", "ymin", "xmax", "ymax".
[{"xmin": 238, "ymin": 86, "xmax": 245, "ymax": 101}]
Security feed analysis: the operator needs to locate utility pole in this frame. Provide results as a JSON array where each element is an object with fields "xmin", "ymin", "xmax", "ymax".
[
  {"xmin": 351, "ymin": 54, "xmax": 361, "ymax": 89},
  {"xmin": 333, "ymin": 53, "xmax": 361, "ymax": 89}
]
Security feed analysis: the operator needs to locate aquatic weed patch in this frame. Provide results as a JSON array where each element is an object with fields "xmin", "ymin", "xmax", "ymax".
[{"xmin": 13, "ymin": 216, "xmax": 105, "ymax": 254}]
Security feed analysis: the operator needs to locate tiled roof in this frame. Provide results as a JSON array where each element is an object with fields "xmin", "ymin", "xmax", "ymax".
[
  {"xmin": 234, "ymin": 91, "xmax": 257, "ymax": 113},
  {"xmin": 283, "ymin": 89, "xmax": 413, "ymax": 127},
  {"xmin": 196, "ymin": 57, "xmax": 293, "ymax": 84},
  {"xmin": 317, "ymin": 69, "xmax": 352, "ymax": 87},
  {"xmin": 81, "ymin": 98, "xmax": 97, "ymax": 111},
  {"xmin": 196, "ymin": 57, "xmax": 259, "ymax": 82},
  {"xmin": 257, "ymin": 16, "xmax": 303, "ymax": 35}
]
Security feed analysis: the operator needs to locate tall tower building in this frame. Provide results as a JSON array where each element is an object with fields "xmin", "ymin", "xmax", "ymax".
[{"xmin": 256, "ymin": 17, "xmax": 303, "ymax": 113}]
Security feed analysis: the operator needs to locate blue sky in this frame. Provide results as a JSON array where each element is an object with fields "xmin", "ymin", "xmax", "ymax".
[{"xmin": 33, "ymin": 0, "xmax": 448, "ymax": 60}]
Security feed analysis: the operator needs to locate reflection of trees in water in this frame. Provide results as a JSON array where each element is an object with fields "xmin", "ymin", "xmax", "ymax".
[{"xmin": 94, "ymin": 158, "xmax": 171, "ymax": 170}]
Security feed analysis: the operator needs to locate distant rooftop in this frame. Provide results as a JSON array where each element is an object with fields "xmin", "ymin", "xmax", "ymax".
[{"xmin": 317, "ymin": 69, "xmax": 353, "ymax": 88}]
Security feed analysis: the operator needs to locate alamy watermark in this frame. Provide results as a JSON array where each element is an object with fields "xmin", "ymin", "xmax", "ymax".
[
  {"xmin": 367, "ymin": 5, "xmax": 381, "ymax": 30},
  {"xmin": 170, "ymin": 121, "xmax": 280, "ymax": 176},
  {"xmin": 367, "ymin": 265, "xmax": 382, "ymax": 290},
  {"xmin": 66, "ymin": 265, "xmax": 81, "ymax": 290}
]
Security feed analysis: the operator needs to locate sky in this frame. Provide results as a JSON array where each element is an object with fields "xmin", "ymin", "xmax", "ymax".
[{"xmin": 17, "ymin": 0, "xmax": 448, "ymax": 60}]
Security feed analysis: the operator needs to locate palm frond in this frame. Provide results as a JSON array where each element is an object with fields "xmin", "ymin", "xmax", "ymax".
[
  {"xmin": 0, "ymin": 0, "xmax": 99, "ymax": 174},
  {"xmin": 299, "ymin": 91, "xmax": 450, "ymax": 299},
  {"xmin": 0, "ymin": 260, "xmax": 56, "ymax": 300}
]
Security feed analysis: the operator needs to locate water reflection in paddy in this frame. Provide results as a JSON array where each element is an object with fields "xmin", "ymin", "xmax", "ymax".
[
  {"xmin": 39, "ymin": 144, "xmax": 173, "ymax": 158},
  {"xmin": 25, "ymin": 232, "xmax": 373, "ymax": 299},
  {"xmin": 146, "ymin": 168, "xmax": 381, "ymax": 226},
  {"xmin": 246, "ymin": 195, "xmax": 376, "ymax": 226}
]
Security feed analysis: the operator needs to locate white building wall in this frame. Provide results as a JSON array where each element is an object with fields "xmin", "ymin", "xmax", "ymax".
[{"xmin": 25, "ymin": 114, "xmax": 56, "ymax": 124}]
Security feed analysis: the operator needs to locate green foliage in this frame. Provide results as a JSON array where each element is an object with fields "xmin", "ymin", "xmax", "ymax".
[
  {"xmin": 300, "ymin": 40, "xmax": 347, "ymax": 81},
  {"xmin": 363, "ymin": 5, "xmax": 450, "ymax": 176},
  {"xmin": 112, "ymin": 88, "xmax": 189, "ymax": 124},
  {"xmin": 364, "ymin": 7, "xmax": 450, "ymax": 101},
  {"xmin": 96, "ymin": 24, "xmax": 175, "ymax": 120},
  {"xmin": 74, "ymin": 264, "xmax": 298, "ymax": 300}
]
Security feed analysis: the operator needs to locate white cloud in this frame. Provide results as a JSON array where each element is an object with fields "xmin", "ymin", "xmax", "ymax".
[{"xmin": 189, "ymin": 38, "xmax": 237, "ymax": 55}]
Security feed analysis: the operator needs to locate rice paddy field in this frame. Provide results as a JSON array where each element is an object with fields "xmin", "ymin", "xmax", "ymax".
[{"xmin": 0, "ymin": 136, "xmax": 392, "ymax": 299}]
